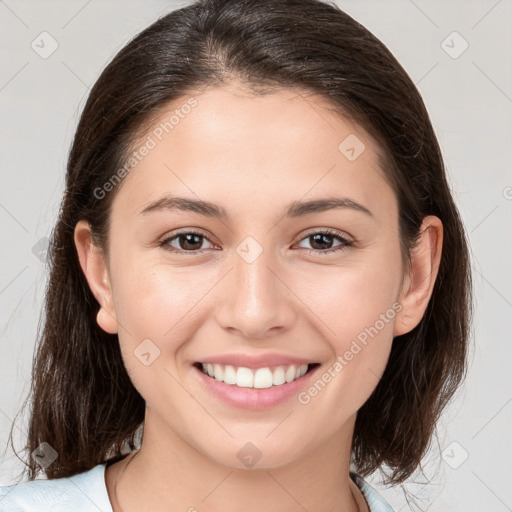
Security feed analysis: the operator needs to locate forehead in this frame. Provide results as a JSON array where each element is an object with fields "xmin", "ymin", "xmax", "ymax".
[{"xmin": 111, "ymin": 83, "xmax": 394, "ymax": 223}]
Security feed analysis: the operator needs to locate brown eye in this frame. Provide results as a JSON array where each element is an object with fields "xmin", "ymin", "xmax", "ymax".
[
  {"xmin": 296, "ymin": 230, "xmax": 353, "ymax": 255},
  {"xmin": 308, "ymin": 233, "xmax": 337, "ymax": 250},
  {"xmin": 159, "ymin": 230, "xmax": 216, "ymax": 253},
  {"xmin": 174, "ymin": 233, "xmax": 204, "ymax": 251}
]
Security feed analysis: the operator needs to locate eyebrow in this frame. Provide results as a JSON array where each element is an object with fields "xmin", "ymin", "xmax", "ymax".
[{"xmin": 139, "ymin": 195, "xmax": 373, "ymax": 219}]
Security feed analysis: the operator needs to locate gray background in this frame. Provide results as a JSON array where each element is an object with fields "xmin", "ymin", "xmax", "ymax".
[{"xmin": 1, "ymin": 1, "xmax": 511, "ymax": 510}]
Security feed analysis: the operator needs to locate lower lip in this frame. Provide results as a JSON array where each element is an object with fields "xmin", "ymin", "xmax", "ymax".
[{"xmin": 192, "ymin": 364, "xmax": 320, "ymax": 410}]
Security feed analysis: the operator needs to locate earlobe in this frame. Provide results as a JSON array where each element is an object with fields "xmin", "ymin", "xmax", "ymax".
[
  {"xmin": 73, "ymin": 220, "xmax": 118, "ymax": 334},
  {"xmin": 394, "ymin": 215, "xmax": 443, "ymax": 337},
  {"xmin": 96, "ymin": 307, "xmax": 118, "ymax": 335}
]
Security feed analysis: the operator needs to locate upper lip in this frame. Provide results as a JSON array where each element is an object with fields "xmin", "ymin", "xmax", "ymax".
[{"xmin": 196, "ymin": 353, "xmax": 317, "ymax": 369}]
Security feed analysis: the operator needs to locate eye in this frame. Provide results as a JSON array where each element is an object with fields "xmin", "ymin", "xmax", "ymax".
[
  {"xmin": 158, "ymin": 228, "xmax": 353, "ymax": 256},
  {"xmin": 295, "ymin": 229, "xmax": 353, "ymax": 255},
  {"xmin": 159, "ymin": 229, "xmax": 217, "ymax": 254}
]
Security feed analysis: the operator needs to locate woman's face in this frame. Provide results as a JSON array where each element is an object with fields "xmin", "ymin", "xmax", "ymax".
[{"xmin": 80, "ymin": 83, "xmax": 415, "ymax": 469}]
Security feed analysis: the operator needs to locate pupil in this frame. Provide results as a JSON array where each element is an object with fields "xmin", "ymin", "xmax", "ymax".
[
  {"xmin": 311, "ymin": 233, "xmax": 333, "ymax": 250},
  {"xmin": 180, "ymin": 233, "xmax": 202, "ymax": 250}
]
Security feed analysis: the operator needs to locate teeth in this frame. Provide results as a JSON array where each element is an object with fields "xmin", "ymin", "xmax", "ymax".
[
  {"xmin": 272, "ymin": 366, "xmax": 285, "ymax": 385},
  {"xmin": 200, "ymin": 363, "xmax": 310, "ymax": 388},
  {"xmin": 236, "ymin": 367, "xmax": 254, "ymax": 388},
  {"xmin": 223, "ymin": 365, "xmax": 237, "ymax": 385},
  {"xmin": 213, "ymin": 364, "xmax": 223, "ymax": 381},
  {"xmin": 254, "ymin": 368, "xmax": 273, "ymax": 389},
  {"xmin": 285, "ymin": 366, "xmax": 296, "ymax": 383}
]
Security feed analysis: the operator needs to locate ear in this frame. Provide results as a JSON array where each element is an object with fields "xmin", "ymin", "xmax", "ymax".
[
  {"xmin": 394, "ymin": 215, "xmax": 443, "ymax": 336},
  {"xmin": 74, "ymin": 220, "xmax": 118, "ymax": 334}
]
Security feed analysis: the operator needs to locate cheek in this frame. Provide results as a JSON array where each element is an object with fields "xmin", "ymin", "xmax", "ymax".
[
  {"xmin": 292, "ymin": 256, "xmax": 402, "ymax": 410},
  {"xmin": 297, "ymin": 252, "xmax": 402, "ymax": 339},
  {"xmin": 110, "ymin": 257, "xmax": 218, "ymax": 360},
  {"xmin": 108, "ymin": 260, "xmax": 213, "ymax": 408}
]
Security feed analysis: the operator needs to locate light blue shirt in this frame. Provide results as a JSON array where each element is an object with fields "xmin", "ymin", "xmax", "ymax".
[{"xmin": 0, "ymin": 464, "xmax": 395, "ymax": 511}]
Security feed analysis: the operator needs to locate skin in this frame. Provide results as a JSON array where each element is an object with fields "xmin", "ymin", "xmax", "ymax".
[{"xmin": 74, "ymin": 82, "xmax": 442, "ymax": 512}]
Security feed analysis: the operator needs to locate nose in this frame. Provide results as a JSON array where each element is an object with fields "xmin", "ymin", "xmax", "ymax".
[{"xmin": 214, "ymin": 243, "xmax": 297, "ymax": 340}]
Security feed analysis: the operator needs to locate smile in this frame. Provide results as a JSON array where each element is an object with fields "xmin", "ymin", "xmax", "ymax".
[
  {"xmin": 197, "ymin": 362, "xmax": 316, "ymax": 389},
  {"xmin": 192, "ymin": 360, "xmax": 322, "ymax": 410}
]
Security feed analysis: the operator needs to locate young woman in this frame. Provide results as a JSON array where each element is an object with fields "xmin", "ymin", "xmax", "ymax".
[{"xmin": 0, "ymin": 0, "xmax": 471, "ymax": 511}]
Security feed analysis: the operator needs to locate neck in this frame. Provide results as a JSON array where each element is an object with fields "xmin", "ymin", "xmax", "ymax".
[{"xmin": 106, "ymin": 409, "xmax": 365, "ymax": 512}]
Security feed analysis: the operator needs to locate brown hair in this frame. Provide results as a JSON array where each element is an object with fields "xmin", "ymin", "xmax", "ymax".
[{"xmin": 8, "ymin": 0, "xmax": 471, "ymax": 487}]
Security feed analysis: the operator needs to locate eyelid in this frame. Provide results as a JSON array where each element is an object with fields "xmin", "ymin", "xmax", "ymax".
[
  {"xmin": 298, "ymin": 227, "xmax": 354, "ymax": 243},
  {"xmin": 294, "ymin": 227, "xmax": 354, "ymax": 255},
  {"xmin": 158, "ymin": 228, "xmax": 217, "ymax": 250},
  {"xmin": 159, "ymin": 227, "xmax": 354, "ymax": 255}
]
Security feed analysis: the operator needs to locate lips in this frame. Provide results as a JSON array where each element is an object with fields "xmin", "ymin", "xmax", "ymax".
[
  {"xmin": 197, "ymin": 353, "xmax": 316, "ymax": 369},
  {"xmin": 192, "ymin": 359, "xmax": 321, "ymax": 410}
]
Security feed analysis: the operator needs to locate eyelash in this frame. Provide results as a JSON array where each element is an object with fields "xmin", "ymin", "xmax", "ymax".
[{"xmin": 158, "ymin": 228, "xmax": 354, "ymax": 256}]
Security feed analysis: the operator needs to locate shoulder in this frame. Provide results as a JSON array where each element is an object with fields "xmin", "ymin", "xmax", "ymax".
[
  {"xmin": 350, "ymin": 470, "xmax": 396, "ymax": 512},
  {"xmin": 0, "ymin": 463, "xmax": 113, "ymax": 512}
]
